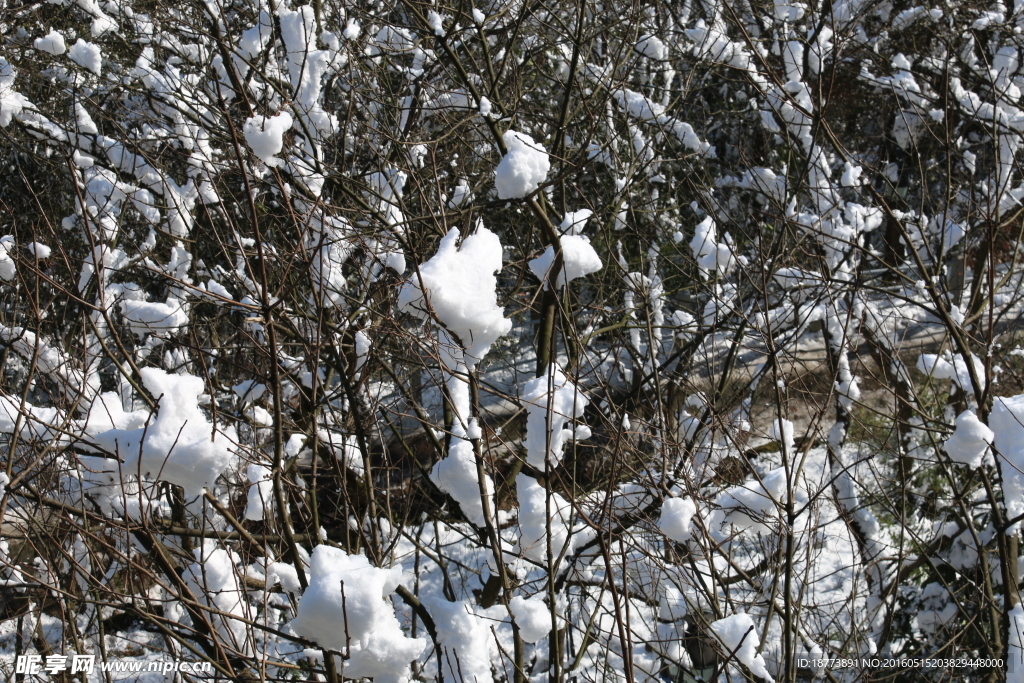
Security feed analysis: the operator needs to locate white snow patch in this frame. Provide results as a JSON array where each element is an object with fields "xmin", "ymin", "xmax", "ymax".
[
  {"xmin": 73, "ymin": 150, "xmax": 95, "ymax": 168},
  {"xmin": 427, "ymin": 598, "xmax": 496, "ymax": 683},
  {"xmin": 690, "ymin": 216, "xmax": 735, "ymax": 277},
  {"xmin": 34, "ymin": 29, "xmax": 66, "ymax": 55},
  {"xmin": 713, "ymin": 467, "xmax": 803, "ymax": 535},
  {"xmin": 431, "ymin": 436, "xmax": 494, "ymax": 527},
  {"xmin": 1010, "ymin": 603, "xmax": 1024, "ymax": 682},
  {"xmin": 560, "ymin": 209, "xmax": 593, "ymax": 235},
  {"xmin": 509, "ymin": 595, "xmax": 552, "ymax": 643},
  {"xmin": 990, "ymin": 395, "xmax": 1024, "ymax": 533},
  {"xmin": 0, "ymin": 237, "xmax": 16, "ymax": 281},
  {"xmin": 374, "ymin": 25, "xmax": 413, "ymax": 52},
  {"xmin": 710, "ymin": 613, "xmax": 773, "ymax": 681},
  {"xmin": 521, "ymin": 365, "xmax": 589, "ymax": 469},
  {"xmin": 516, "ymin": 474, "xmax": 575, "ymax": 564},
  {"xmin": 769, "ymin": 417, "xmax": 795, "ymax": 454},
  {"xmin": 184, "ymin": 544, "xmax": 249, "ymax": 650},
  {"xmin": 355, "ymin": 329, "xmax": 371, "ymax": 371},
  {"xmin": 916, "ymin": 352, "xmax": 985, "ymax": 392},
  {"xmin": 233, "ymin": 380, "xmax": 266, "ymax": 404},
  {"xmin": 244, "ymin": 464, "xmax": 273, "ymax": 521},
  {"xmin": 68, "ymin": 39, "xmax": 102, "ymax": 76},
  {"xmin": 943, "ymin": 410, "xmax": 993, "ymax": 468},
  {"xmin": 291, "ymin": 546, "xmax": 426, "ymax": 682},
  {"xmin": 243, "ymin": 111, "xmax": 294, "ymax": 168},
  {"xmin": 840, "ymin": 162, "xmax": 862, "ymax": 187},
  {"xmin": 636, "ymin": 35, "xmax": 667, "ymax": 60},
  {"xmin": 448, "ymin": 179, "xmax": 472, "ymax": 208},
  {"xmin": 28, "ymin": 242, "xmax": 51, "ymax": 259},
  {"xmin": 398, "ymin": 226, "xmax": 511, "ymax": 368},
  {"xmin": 659, "ymin": 497, "xmax": 697, "ymax": 542},
  {"xmin": 495, "ymin": 130, "xmax": 550, "ymax": 199},
  {"xmin": 120, "ymin": 298, "xmax": 189, "ymax": 338},
  {"xmin": 427, "ymin": 10, "xmax": 444, "ymax": 36},
  {"xmin": 528, "ymin": 234, "xmax": 603, "ymax": 289},
  {"xmin": 91, "ymin": 369, "xmax": 237, "ymax": 497}
]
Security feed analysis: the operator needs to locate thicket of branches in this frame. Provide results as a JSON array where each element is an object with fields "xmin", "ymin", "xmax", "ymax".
[{"xmin": 2, "ymin": 0, "xmax": 1024, "ymax": 680}]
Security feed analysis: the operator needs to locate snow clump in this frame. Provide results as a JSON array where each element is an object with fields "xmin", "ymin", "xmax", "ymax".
[
  {"xmin": 529, "ymin": 235, "xmax": 603, "ymax": 289},
  {"xmin": 0, "ymin": 237, "xmax": 15, "ymax": 280},
  {"xmin": 659, "ymin": 496, "xmax": 697, "ymax": 542},
  {"xmin": 916, "ymin": 352, "xmax": 985, "ymax": 392},
  {"xmin": 243, "ymin": 111, "xmax": 294, "ymax": 167},
  {"xmin": 291, "ymin": 545, "xmax": 427, "ymax": 683},
  {"xmin": 90, "ymin": 368, "xmax": 237, "ymax": 498},
  {"xmin": 710, "ymin": 613, "xmax": 774, "ymax": 681},
  {"xmin": 448, "ymin": 178, "xmax": 472, "ymax": 208},
  {"xmin": 0, "ymin": 60, "xmax": 31, "ymax": 128},
  {"xmin": 374, "ymin": 25, "xmax": 414, "ymax": 53},
  {"xmin": 1009, "ymin": 603, "xmax": 1024, "ymax": 679},
  {"xmin": 516, "ymin": 474, "xmax": 575, "ymax": 564},
  {"xmin": 355, "ymin": 329, "xmax": 371, "ymax": 371},
  {"xmin": 690, "ymin": 216, "xmax": 736, "ymax": 277},
  {"xmin": 509, "ymin": 596, "xmax": 553, "ymax": 643},
  {"xmin": 68, "ymin": 39, "xmax": 102, "ymax": 76},
  {"xmin": 120, "ymin": 298, "xmax": 189, "ymax": 338},
  {"xmin": 427, "ymin": 10, "xmax": 444, "ymax": 35},
  {"xmin": 989, "ymin": 395, "xmax": 1024, "ymax": 533},
  {"xmin": 397, "ymin": 226, "xmax": 511, "ymax": 368},
  {"xmin": 769, "ymin": 417, "xmax": 795, "ymax": 454},
  {"xmin": 713, "ymin": 467, "xmax": 801, "ymax": 535},
  {"xmin": 28, "ymin": 242, "xmax": 51, "ymax": 259},
  {"xmin": 560, "ymin": 209, "xmax": 593, "ymax": 234},
  {"xmin": 244, "ymin": 464, "xmax": 273, "ymax": 521},
  {"xmin": 431, "ymin": 434, "xmax": 494, "ymax": 526},
  {"xmin": 34, "ymin": 29, "xmax": 66, "ymax": 55},
  {"xmin": 427, "ymin": 598, "xmax": 496, "ymax": 683},
  {"xmin": 398, "ymin": 225, "xmax": 509, "ymax": 525},
  {"xmin": 636, "ymin": 35, "xmax": 667, "ymax": 60},
  {"xmin": 495, "ymin": 130, "xmax": 550, "ymax": 199},
  {"xmin": 521, "ymin": 365, "xmax": 589, "ymax": 468},
  {"xmin": 184, "ymin": 544, "xmax": 250, "ymax": 650},
  {"xmin": 943, "ymin": 410, "xmax": 993, "ymax": 468}
]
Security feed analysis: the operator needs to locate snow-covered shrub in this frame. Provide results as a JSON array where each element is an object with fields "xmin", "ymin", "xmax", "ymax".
[{"xmin": 0, "ymin": 0, "xmax": 1023, "ymax": 679}]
